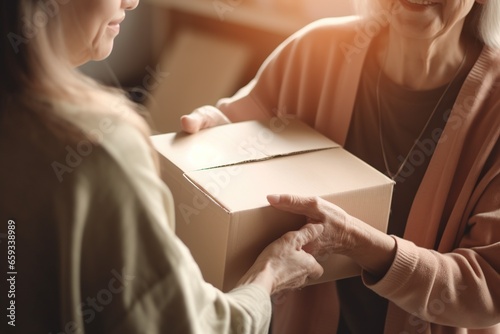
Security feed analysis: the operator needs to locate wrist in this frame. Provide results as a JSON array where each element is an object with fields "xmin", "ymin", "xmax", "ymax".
[
  {"xmin": 238, "ymin": 261, "xmax": 274, "ymax": 294},
  {"xmin": 345, "ymin": 217, "xmax": 396, "ymax": 278}
]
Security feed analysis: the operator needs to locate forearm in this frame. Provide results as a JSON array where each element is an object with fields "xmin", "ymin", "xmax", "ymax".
[
  {"xmin": 363, "ymin": 237, "xmax": 500, "ymax": 327},
  {"xmin": 341, "ymin": 215, "xmax": 397, "ymax": 279},
  {"xmin": 224, "ymin": 285, "xmax": 273, "ymax": 333},
  {"xmin": 163, "ymin": 237, "xmax": 273, "ymax": 334},
  {"xmin": 217, "ymin": 87, "xmax": 276, "ymax": 123},
  {"xmin": 361, "ymin": 175, "xmax": 500, "ymax": 327},
  {"xmin": 237, "ymin": 262, "xmax": 274, "ymax": 295}
]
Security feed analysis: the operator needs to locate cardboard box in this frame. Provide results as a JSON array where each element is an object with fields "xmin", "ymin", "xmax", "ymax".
[{"xmin": 151, "ymin": 119, "xmax": 394, "ymax": 291}]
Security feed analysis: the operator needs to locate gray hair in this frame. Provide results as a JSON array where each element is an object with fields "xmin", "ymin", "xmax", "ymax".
[
  {"xmin": 479, "ymin": 1, "xmax": 500, "ymax": 49},
  {"xmin": 352, "ymin": 1, "xmax": 500, "ymax": 49}
]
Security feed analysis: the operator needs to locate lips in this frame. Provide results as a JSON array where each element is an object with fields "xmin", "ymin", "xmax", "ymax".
[
  {"xmin": 406, "ymin": 0, "xmax": 438, "ymax": 4},
  {"xmin": 400, "ymin": 0, "xmax": 439, "ymax": 11},
  {"xmin": 109, "ymin": 16, "xmax": 125, "ymax": 26},
  {"xmin": 108, "ymin": 16, "xmax": 125, "ymax": 34}
]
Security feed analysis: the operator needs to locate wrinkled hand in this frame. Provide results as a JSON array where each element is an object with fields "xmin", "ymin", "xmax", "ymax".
[
  {"xmin": 238, "ymin": 224, "xmax": 324, "ymax": 295},
  {"xmin": 180, "ymin": 105, "xmax": 231, "ymax": 133},
  {"xmin": 268, "ymin": 195, "xmax": 357, "ymax": 258},
  {"xmin": 267, "ymin": 194, "xmax": 396, "ymax": 279}
]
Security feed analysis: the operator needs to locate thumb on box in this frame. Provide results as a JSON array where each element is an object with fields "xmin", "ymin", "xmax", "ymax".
[{"xmin": 180, "ymin": 105, "xmax": 231, "ymax": 133}]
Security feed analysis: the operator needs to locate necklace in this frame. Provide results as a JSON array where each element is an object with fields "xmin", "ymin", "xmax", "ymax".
[{"xmin": 376, "ymin": 46, "xmax": 468, "ymax": 181}]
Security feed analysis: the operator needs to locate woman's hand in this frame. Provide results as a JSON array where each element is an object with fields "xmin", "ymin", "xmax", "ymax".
[
  {"xmin": 180, "ymin": 105, "xmax": 231, "ymax": 133},
  {"xmin": 267, "ymin": 194, "xmax": 397, "ymax": 279},
  {"xmin": 238, "ymin": 224, "xmax": 324, "ymax": 295}
]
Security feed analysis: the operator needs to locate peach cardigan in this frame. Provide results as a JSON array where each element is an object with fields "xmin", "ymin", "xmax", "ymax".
[{"xmin": 217, "ymin": 17, "xmax": 500, "ymax": 333}]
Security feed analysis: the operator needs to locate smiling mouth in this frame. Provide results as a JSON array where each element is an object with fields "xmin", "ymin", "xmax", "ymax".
[
  {"xmin": 399, "ymin": 0, "xmax": 439, "ymax": 11},
  {"xmin": 405, "ymin": 0, "xmax": 438, "ymax": 5}
]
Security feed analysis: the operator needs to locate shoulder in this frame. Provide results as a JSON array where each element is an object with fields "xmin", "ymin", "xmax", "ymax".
[
  {"xmin": 53, "ymin": 109, "xmax": 154, "ymax": 184},
  {"xmin": 471, "ymin": 48, "xmax": 500, "ymax": 130},
  {"xmin": 283, "ymin": 16, "xmax": 384, "ymax": 51},
  {"xmin": 290, "ymin": 16, "xmax": 363, "ymax": 41},
  {"xmin": 54, "ymin": 107, "xmax": 173, "ymax": 225},
  {"xmin": 473, "ymin": 46, "xmax": 500, "ymax": 86},
  {"xmin": 278, "ymin": 16, "xmax": 358, "ymax": 56},
  {"xmin": 260, "ymin": 16, "xmax": 376, "ymax": 73}
]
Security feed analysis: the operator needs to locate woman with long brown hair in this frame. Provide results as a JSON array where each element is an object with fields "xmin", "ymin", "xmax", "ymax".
[{"xmin": 0, "ymin": 1, "xmax": 325, "ymax": 333}]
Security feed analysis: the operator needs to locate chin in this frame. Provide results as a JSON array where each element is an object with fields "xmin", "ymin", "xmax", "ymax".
[{"xmin": 92, "ymin": 43, "xmax": 115, "ymax": 62}]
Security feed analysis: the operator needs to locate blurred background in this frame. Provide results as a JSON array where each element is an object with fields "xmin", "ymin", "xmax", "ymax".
[{"xmin": 80, "ymin": 0, "xmax": 354, "ymax": 134}]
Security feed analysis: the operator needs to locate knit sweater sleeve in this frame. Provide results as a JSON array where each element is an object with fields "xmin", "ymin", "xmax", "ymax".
[
  {"xmin": 68, "ymin": 114, "xmax": 272, "ymax": 334},
  {"xmin": 363, "ymin": 172, "xmax": 500, "ymax": 328}
]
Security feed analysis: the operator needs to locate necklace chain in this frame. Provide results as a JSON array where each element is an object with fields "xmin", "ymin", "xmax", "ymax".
[{"xmin": 376, "ymin": 47, "xmax": 468, "ymax": 181}]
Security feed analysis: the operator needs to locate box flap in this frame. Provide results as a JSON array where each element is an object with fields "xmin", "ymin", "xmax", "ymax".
[
  {"xmin": 185, "ymin": 149, "xmax": 394, "ymax": 212},
  {"xmin": 151, "ymin": 119, "xmax": 339, "ymax": 172}
]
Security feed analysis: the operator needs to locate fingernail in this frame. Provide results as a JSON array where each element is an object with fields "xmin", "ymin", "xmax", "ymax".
[
  {"xmin": 267, "ymin": 194, "xmax": 280, "ymax": 204},
  {"xmin": 314, "ymin": 224, "xmax": 324, "ymax": 234}
]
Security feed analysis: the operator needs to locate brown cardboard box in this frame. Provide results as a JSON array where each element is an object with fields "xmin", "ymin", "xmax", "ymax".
[{"xmin": 151, "ymin": 119, "xmax": 394, "ymax": 291}]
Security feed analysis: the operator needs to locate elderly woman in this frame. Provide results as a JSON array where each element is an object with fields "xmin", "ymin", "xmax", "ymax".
[
  {"xmin": 181, "ymin": 0, "xmax": 500, "ymax": 333},
  {"xmin": 0, "ymin": 0, "xmax": 325, "ymax": 333}
]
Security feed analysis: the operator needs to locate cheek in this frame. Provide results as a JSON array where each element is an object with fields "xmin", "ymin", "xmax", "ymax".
[
  {"xmin": 90, "ymin": 27, "xmax": 117, "ymax": 60},
  {"xmin": 378, "ymin": 0, "xmax": 397, "ymax": 11}
]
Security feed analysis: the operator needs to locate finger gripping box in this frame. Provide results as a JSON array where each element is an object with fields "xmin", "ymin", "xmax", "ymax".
[{"xmin": 151, "ymin": 118, "xmax": 394, "ymax": 291}]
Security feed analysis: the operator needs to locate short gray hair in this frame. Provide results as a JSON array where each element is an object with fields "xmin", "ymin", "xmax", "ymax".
[{"xmin": 352, "ymin": 1, "xmax": 500, "ymax": 49}]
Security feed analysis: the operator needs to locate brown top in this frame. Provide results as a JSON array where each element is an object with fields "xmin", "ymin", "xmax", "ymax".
[{"xmin": 339, "ymin": 34, "xmax": 480, "ymax": 333}]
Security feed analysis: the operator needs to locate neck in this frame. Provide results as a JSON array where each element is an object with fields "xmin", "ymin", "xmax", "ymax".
[{"xmin": 378, "ymin": 24, "xmax": 467, "ymax": 90}]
